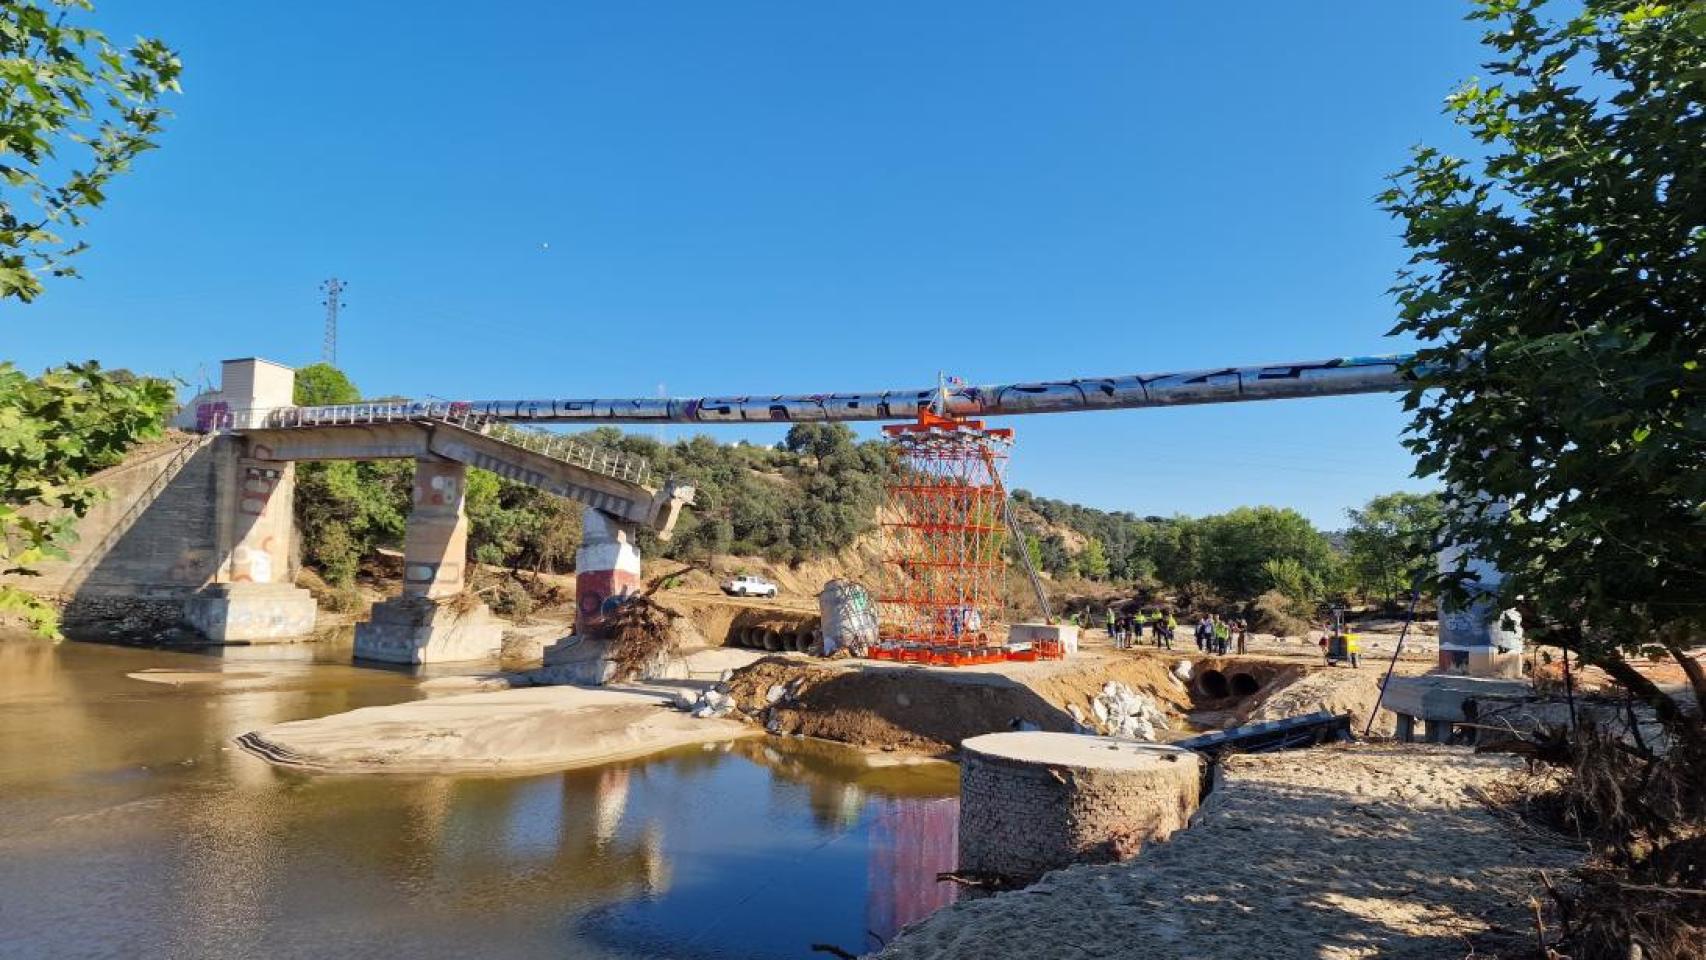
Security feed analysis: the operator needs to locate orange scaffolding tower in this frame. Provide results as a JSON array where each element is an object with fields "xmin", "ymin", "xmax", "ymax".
[{"xmin": 872, "ymin": 408, "xmax": 1024, "ymax": 666}]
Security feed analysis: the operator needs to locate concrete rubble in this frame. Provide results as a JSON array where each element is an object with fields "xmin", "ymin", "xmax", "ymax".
[
  {"xmin": 1087, "ymin": 680, "xmax": 1172, "ymax": 742},
  {"xmin": 688, "ymin": 686, "xmax": 736, "ymax": 719}
]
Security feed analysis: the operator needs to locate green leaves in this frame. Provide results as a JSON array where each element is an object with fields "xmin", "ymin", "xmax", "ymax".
[
  {"xmin": 1, "ymin": 1, "xmax": 180, "ymax": 302},
  {"xmin": 1384, "ymin": 0, "xmax": 1706, "ymax": 662}
]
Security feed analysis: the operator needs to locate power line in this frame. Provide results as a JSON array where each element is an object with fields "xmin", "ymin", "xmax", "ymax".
[{"xmin": 320, "ymin": 278, "xmax": 347, "ymax": 366}]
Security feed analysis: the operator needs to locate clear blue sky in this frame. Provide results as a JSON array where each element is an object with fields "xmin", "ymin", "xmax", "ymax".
[{"xmin": 11, "ymin": 1, "xmax": 1489, "ymax": 528}]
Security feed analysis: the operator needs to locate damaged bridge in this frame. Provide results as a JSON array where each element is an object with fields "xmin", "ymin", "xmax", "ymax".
[{"xmin": 52, "ymin": 351, "xmax": 1465, "ymax": 668}]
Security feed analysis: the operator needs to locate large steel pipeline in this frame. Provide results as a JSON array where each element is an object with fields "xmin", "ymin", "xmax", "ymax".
[{"xmin": 285, "ymin": 354, "xmax": 1416, "ymax": 426}]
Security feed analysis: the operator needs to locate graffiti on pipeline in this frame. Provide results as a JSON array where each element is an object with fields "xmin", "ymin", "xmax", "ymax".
[{"xmin": 275, "ymin": 354, "xmax": 1415, "ymax": 427}]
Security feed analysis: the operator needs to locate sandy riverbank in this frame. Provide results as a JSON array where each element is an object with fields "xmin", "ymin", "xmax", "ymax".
[
  {"xmin": 239, "ymin": 674, "xmax": 760, "ymax": 775},
  {"xmin": 875, "ymin": 743, "xmax": 1585, "ymax": 960}
]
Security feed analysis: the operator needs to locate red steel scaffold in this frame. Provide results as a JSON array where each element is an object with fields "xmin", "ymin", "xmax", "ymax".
[{"xmin": 872, "ymin": 404, "xmax": 1048, "ymax": 666}]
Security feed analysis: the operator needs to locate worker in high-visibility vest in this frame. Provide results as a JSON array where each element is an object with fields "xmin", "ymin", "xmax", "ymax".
[{"xmin": 1345, "ymin": 632, "xmax": 1361, "ymax": 668}]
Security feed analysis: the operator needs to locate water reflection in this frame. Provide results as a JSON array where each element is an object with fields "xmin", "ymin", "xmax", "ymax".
[
  {"xmin": 867, "ymin": 797, "xmax": 960, "ymax": 950},
  {"xmin": 0, "ymin": 634, "xmax": 961, "ymax": 959}
]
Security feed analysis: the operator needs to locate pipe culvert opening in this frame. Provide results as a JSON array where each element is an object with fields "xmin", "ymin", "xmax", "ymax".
[
  {"xmin": 1195, "ymin": 669, "xmax": 1230, "ymax": 699},
  {"xmin": 762, "ymin": 629, "xmax": 783, "ymax": 652},
  {"xmin": 1229, "ymin": 672, "xmax": 1261, "ymax": 698}
]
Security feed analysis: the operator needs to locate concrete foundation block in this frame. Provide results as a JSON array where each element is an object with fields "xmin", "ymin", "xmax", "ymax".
[
  {"xmin": 354, "ymin": 595, "xmax": 504, "ymax": 664},
  {"xmin": 537, "ymin": 634, "xmax": 688, "ymax": 686},
  {"xmin": 1008, "ymin": 622, "xmax": 1079, "ymax": 656},
  {"xmin": 184, "ymin": 583, "xmax": 318, "ymax": 642}
]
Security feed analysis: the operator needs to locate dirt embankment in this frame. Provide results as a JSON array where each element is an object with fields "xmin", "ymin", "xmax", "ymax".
[
  {"xmin": 723, "ymin": 654, "xmax": 1202, "ymax": 756},
  {"xmin": 715, "ymin": 642, "xmax": 1414, "ymax": 757}
]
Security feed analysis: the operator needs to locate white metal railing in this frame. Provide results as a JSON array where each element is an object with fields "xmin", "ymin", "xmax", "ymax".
[{"xmin": 216, "ymin": 403, "xmax": 652, "ymax": 487}]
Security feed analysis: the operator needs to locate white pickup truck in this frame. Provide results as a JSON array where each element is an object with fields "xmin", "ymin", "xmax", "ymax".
[{"xmin": 720, "ymin": 574, "xmax": 779, "ymax": 598}]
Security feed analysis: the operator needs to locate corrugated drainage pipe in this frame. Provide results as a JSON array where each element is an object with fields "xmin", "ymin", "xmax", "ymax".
[
  {"xmin": 1230, "ymin": 672, "xmax": 1261, "ymax": 697},
  {"xmin": 1195, "ymin": 669, "xmax": 1230, "ymax": 699},
  {"xmin": 742, "ymin": 626, "xmax": 764, "ymax": 648},
  {"xmin": 792, "ymin": 627, "xmax": 812, "ymax": 652},
  {"xmin": 763, "ymin": 629, "xmax": 783, "ymax": 652}
]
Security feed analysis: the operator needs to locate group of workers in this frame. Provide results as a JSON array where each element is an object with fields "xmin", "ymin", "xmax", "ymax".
[
  {"xmin": 1096, "ymin": 603, "xmax": 1365, "ymax": 666},
  {"xmin": 1106, "ymin": 608, "xmax": 1178, "ymax": 649},
  {"xmin": 1103, "ymin": 607, "xmax": 1249, "ymax": 655},
  {"xmin": 1193, "ymin": 614, "xmax": 1249, "ymax": 655}
]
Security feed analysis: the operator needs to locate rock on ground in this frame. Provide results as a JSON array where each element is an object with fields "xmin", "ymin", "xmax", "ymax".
[{"xmin": 876, "ymin": 744, "xmax": 1584, "ymax": 960}]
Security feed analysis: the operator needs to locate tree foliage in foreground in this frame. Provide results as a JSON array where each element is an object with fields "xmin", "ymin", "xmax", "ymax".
[
  {"xmin": 1, "ymin": 0, "xmax": 180, "ymax": 302},
  {"xmin": 0, "ymin": 361, "xmax": 174, "ymax": 636},
  {"xmin": 1383, "ymin": 0, "xmax": 1706, "ymax": 739}
]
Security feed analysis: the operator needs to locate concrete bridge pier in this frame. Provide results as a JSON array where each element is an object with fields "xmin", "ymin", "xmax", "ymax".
[
  {"xmin": 573, "ymin": 508, "xmax": 642, "ymax": 638},
  {"xmin": 1436, "ymin": 492, "xmax": 1524, "ymax": 678},
  {"xmin": 183, "ymin": 446, "xmax": 319, "ymax": 641},
  {"xmin": 541, "ymin": 507, "xmax": 643, "ymax": 676},
  {"xmin": 354, "ymin": 459, "xmax": 504, "ymax": 664}
]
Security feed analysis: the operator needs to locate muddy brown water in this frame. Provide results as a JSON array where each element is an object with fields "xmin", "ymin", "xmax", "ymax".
[{"xmin": 0, "ymin": 630, "xmax": 959, "ymax": 959}]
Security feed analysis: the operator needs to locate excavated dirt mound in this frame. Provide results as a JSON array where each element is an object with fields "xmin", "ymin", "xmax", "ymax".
[
  {"xmin": 722, "ymin": 654, "xmax": 1198, "ymax": 756},
  {"xmin": 725, "ymin": 658, "xmax": 1075, "ymax": 754},
  {"xmin": 1238, "ymin": 666, "xmax": 1397, "ymax": 737}
]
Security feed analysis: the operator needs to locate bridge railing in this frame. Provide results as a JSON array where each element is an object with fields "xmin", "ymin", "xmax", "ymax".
[
  {"xmin": 481, "ymin": 420, "xmax": 653, "ymax": 487},
  {"xmin": 230, "ymin": 403, "xmax": 653, "ymax": 488}
]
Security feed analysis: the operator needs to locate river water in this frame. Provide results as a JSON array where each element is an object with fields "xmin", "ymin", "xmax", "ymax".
[{"xmin": 0, "ymin": 633, "xmax": 960, "ymax": 959}]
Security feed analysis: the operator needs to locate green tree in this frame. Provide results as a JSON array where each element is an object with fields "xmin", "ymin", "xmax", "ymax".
[
  {"xmin": 1077, "ymin": 537, "xmax": 1111, "ymax": 581},
  {"xmin": 1382, "ymin": 0, "xmax": 1706, "ymax": 742},
  {"xmin": 289, "ymin": 365, "xmax": 409, "ymax": 585},
  {"xmin": 1, "ymin": 1, "xmax": 181, "ymax": 302},
  {"xmin": 293, "ymin": 363, "xmax": 359, "ymax": 406},
  {"xmin": 1036, "ymin": 534, "xmax": 1073, "ymax": 578},
  {"xmin": 0, "ymin": 361, "xmax": 174, "ymax": 635},
  {"xmin": 1196, "ymin": 506, "xmax": 1336, "ymax": 600},
  {"xmin": 782, "ymin": 422, "xmax": 855, "ymax": 463},
  {"xmin": 1343, "ymin": 491, "xmax": 1444, "ymax": 606},
  {"xmin": 465, "ymin": 468, "xmax": 582, "ymax": 573},
  {"xmin": 1023, "ymin": 533, "xmax": 1044, "ymax": 572},
  {"xmin": 1262, "ymin": 556, "xmax": 1323, "ymax": 607},
  {"xmin": 294, "ymin": 458, "xmax": 411, "ymax": 587}
]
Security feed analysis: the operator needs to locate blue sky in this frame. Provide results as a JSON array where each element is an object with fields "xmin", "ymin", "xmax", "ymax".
[{"xmin": 9, "ymin": 2, "xmax": 1490, "ymax": 528}]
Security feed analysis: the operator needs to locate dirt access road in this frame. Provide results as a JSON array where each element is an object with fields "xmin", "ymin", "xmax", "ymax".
[{"xmin": 876, "ymin": 743, "xmax": 1585, "ymax": 960}]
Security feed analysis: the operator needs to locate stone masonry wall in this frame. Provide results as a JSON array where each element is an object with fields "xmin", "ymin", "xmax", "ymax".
[
  {"xmin": 958, "ymin": 746, "xmax": 1202, "ymax": 883},
  {"xmin": 1, "ymin": 435, "xmax": 232, "ymax": 635}
]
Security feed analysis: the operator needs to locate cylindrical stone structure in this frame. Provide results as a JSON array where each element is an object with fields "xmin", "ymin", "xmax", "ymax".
[{"xmin": 958, "ymin": 732, "xmax": 1201, "ymax": 884}]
